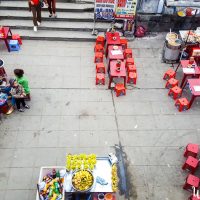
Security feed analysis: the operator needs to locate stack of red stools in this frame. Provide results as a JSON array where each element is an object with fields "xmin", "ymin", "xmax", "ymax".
[
  {"xmin": 182, "ymin": 143, "xmax": 200, "ymax": 199},
  {"xmin": 163, "ymin": 68, "xmax": 190, "ymax": 112},
  {"xmin": 94, "ymin": 36, "xmax": 105, "ymax": 85}
]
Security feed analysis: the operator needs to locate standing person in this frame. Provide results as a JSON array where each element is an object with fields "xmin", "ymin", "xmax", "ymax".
[
  {"xmin": 14, "ymin": 69, "xmax": 31, "ymax": 101},
  {"xmin": 9, "ymin": 79, "xmax": 30, "ymax": 112},
  {"xmin": 47, "ymin": 0, "xmax": 57, "ymax": 18},
  {"xmin": 28, "ymin": 0, "xmax": 47, "ymax": 32}
]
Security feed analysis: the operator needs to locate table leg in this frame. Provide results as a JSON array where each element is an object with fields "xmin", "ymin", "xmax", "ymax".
[
  {"xmin": 124, "ymin": 77, "xmax": 126, "ymax": 88},
  {"xmin": 4, "ymin": 39, "xmax": 10, "ymax": 52},
  {"xmin": 108, "ymin": 77, "xmax": 113, "ymax": 89},
  {"xmin": 175, "ymin": 63, "xmax": 181, "ymax": 72},
  {"xmin": 180, "ymin": 74, "xmax": 187, "ymax": 88},
  {"xmin": 189, "ymin": 95, "xmax": 196, "ymax": 109}
]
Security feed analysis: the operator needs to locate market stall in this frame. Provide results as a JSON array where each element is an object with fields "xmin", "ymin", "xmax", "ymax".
[{"xmin": 37, "ymin": 154, "xmax": 119, "ymax": 200}]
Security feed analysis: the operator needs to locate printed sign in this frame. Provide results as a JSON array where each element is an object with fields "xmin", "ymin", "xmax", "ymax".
[
  {"xmin": 115, "ymin": 0, "xmax": 138, "ymax": 19},
  {"xmin": 95, "ymin": 0, "xmax": 116, "ymax": 20}
]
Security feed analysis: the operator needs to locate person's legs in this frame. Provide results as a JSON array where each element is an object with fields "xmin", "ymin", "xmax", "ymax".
[
  {"xmin": 47, "ymin": 0, "xmax": 53, "ymax": 15},
  {"xmin": 15, "ymin": 98, "xmax": 21, "ymax": 109},
  {"xmin": 31, "ymin": 5, "xmax": 37, "ymax": 26},
  {"xmin": 36, "ymin": 4, "xmax": 42, "ymax": 23},
  {"xmin": 21, "ymin": 98, "xmax": 26, "ymax": 107},
  {"xmin": 52, "ymin": 0, "xmax": 56, "ymax": 14}
]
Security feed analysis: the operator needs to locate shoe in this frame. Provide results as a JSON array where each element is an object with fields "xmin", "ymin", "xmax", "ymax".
[
  {"xmin": 24, "ymin": 105, "xmax": 30, "ymax": 109},
  {"xmin": 18, "ymin": 108, "xmax": 24, "ymax": 112},
  {"xmin": 53, "ymin": 13, "xmax": 57, "ymax": 18},
  {"xmin": 49, "ymin": 14, "xmax": 52, "ymax": 17},
  {"xmin": 37, "ymin": 21, "xmax": 41, "ymax": 26},
  {"xmin": 33, "ymin": 26, "xmax": 37, "ymax": 32}
]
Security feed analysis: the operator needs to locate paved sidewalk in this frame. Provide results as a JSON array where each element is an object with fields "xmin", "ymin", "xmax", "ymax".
[{"xmin": 0, "ymin": 33, "xmax": 200, "ymax": 200}]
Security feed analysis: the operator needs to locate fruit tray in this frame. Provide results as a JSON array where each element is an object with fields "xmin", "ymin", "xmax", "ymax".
[{"xmin": 64, "ymin": 157, "xmax": 113, "ymax": 193}]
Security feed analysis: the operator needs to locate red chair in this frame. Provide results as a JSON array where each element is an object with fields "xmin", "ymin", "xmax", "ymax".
[
  {"xmin": 163, "ymin": 68, "xmax": 176, "ymax": 80},
  {"xmin": 175, "ymin": 97, "xmax": 189, "ymax": 112},
  {"xmin": 189, "ymin": 187, "xmax": 200, "ymax": 200},
  {"xmin": 124, "ymin": 48, "xmax": 132, "ymax": 59},
  {"xmin": 127, "ymin": 72, "xmax": 137, "ymax": 84},
  {"xmin": 114, "ymin": 83, "xmax": 126, "ymax": 97},
  {"xmin": 182, "ymin": 156, "xmax": 199, "ymax": 174},
  {"xmin": 168, "ymin": 86, "xmax": 182, "ymax": 100},
  {"xmin": 125, "ymin": 58, "xmax": 134, "ymax": 69},
  {"xmin": 96, "ymin": 63, "xmax": 105, "ymax": 73},
  {"xmin": 127, "ymin": 65, "xmax": 137, "ymax": 73},
  {"xmin": 183, "ymin": 174, "xmax": 200, "ymax": 192},
  {"xmin": 96, "ymin": 73, "xmax": 105, "ymax": 85},
  {"xmin": 165, "ymin": 78, "xmax": 178, "ymax": 89},
  {"xmin": 12, "ymin": 34, "xmax": 22, "ymax": 45},
  {"xmin": 184, "ymin": 144, "xmax": 199, "ymax": 158},
  {"xmin": 120, "ymin": 38, "xmax": 128, "ymax": 50},
  {"xmin": 94, "ymin": 44, "xmax": 104, "ymax": 54},
  {"xmin": 96, "ymin": 36, "xmax": 105, "ymax": 46},
  {"xmin": 94, "ymin": 52, "xmax": 103, "ymax": 63}
]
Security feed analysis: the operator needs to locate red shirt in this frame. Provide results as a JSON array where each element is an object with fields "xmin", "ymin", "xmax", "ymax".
[{"xmin": 32, "ymin": 0, "xmax": 39, "ymax": 5}]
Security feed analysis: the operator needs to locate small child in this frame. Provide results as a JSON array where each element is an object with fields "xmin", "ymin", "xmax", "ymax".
[
  {"xmin": 9, "ymin": 78, "xmax": 30, "ymax": 112},
  {"xmin": 14, "ymin": 69, "xmax": 31, "ymax": 100}
]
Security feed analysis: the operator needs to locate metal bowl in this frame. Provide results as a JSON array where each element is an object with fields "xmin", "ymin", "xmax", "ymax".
[{"xmin": 71, "ymin": 170, "xmax": 94, "ymax": 192}]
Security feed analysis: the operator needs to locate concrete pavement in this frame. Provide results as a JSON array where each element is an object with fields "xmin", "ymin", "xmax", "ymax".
[{"xmin": 0, "ymin": 33, "xmax": 200, "ymax": 200}]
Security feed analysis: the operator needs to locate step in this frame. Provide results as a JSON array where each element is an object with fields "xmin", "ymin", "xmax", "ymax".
[
  {"xmin": 10, "ymin": 29, "xmax": 97, "ymax": 41},
  {"xmin": 0, "ymin": 10, "xmax": 94, "ymax": 22},
  {"xmin": 0, "ymin": 1, "xmax": 94, "ymax": 12},
  {"xmin": 0, "ymin": 19, "xmax": 110, "ymax": 32}
]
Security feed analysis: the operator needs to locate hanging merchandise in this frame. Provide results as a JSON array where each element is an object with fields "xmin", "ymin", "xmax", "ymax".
[
  {"xmin": 115, "ymin": 0, "xmax": 138, "ymax": 19},
  {"xmin": 123, "ymin": 19, "xmax": 135, "ymax": 37},
  {"xmin": 94, "ymin": 0, "xmax": 116, "ymax": 20}
]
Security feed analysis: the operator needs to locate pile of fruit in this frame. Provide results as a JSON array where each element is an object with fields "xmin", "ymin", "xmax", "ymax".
[
  {"xmin": 111, "ymin": 164, "xmax": 118, "ymax": 192},
  {"xmin": 72, "ymin": 170, "xmax": 94, "ymax": 191},
  {"xmin": 66, "ymin": 154, "xmax": 97, "ymax": 171}
]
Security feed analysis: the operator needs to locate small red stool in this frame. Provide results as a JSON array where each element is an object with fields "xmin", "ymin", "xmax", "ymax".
[
  {"xmin": 127, "ymin": 72, "xmax": 137, "ymax": 84},
  {"xmin": 182, "ymin": 156, "xmax": 199, "ymax": 174},
  {"xmin": 94, "ymin": 44, "xmax": 104, "ymax": 54},
  {"xmin": 175, "ymin": 97, "xmax": 189, "ymax": 112},
  {"xmin": 120, "ymin": 38, "xmax": 128, "ymax": 50},
  {"xmin": 125, "ymin": 58, "xmax": 134, "ymax": 69},
  {"xmin": 0, "ymin": 66, "xmax": 6, "ymax": 77},
  {"xmin": 189, "ymin": 195, "xmax": 200, "ymax": 200},
  {"xmin": 127, "ymin": 65, "xmax": 137, "ymax": 73},
  {"xmin": 94, "ymin": 52, "xmax": 103, "ymax": 63},
  {"xmin": 114, "ymin": 83, "xmax": 126, "ymax": 97},
  {"xmin": 168, "ymin": 86, "xmax": 182, "ymax": 100},
  {"xmin": 96, "ymin": 63, "xmax": 105, "ymax": 73},
  {"xmin": 12, "ymin": 34, "xmax": 22, "ymax": 45},
  {"xmin": 183, "ymin": 174, "xmax": 200, "ymax": 192},
  {"xmin": 184, "ymin": 144, "xmax": 199, "ymax": 158},
  {"xmin": 96, "ymin": 36, "xmax": 105, "ymax": 46},
  {"xmin": 163, "ymin": 68, "xmax": 176, "ymax": 80},
  {"xmin": 124, "ymin": 48, "xmax": 132, "ymax": 59},
  {"xmin": 96, "ymin": 73, "xmax": 105, "ymax": 85},
  {"xmin": 165, "ymin": 78, "xmax": 178, "ymax": 89}
]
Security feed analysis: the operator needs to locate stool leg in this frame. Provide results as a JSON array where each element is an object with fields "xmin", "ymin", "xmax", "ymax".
[{"xmin": 182, "ymin": 163, "xmax": 186, "ymax": 170}]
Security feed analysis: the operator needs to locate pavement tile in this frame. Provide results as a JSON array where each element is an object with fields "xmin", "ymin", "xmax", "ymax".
[
  {"xmin": 0, "ymin": 149, "xmax": 14, "ymax": 168},
  {"xmin": 0, "ymin": 168, "xmax": 10, "ymax": 190},
  {"xmin": 0, "ymin": 131, "xmax": 18, "ymax": 148},
  {"xmin": 4, "ymin": 190, "xmax": 29, "ymax": 200}
]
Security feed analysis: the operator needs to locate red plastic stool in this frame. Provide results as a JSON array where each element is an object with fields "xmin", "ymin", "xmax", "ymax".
[
  {"xmin": 94, "ymin": 52, "xmax": 103, "ymax": 63},
  {"xmin": 125, "ymin": 58, "xmax": 135, "ymax": 69},
  {"xmin": 189, "ymin": 195, "xmax": 200, "ymax": 200},
  {"xmin": 0, "ymin": 66, "xmax": 6, "ymax": 77},
  {"xmin": 94, "ymin": 44, "xmax": 104, "ymax": 54},
  {"xmin": 182, "ymin": 156, "xmax": 199, "ymax": 174},
  {"xmin": 96, "ymin": 73, "xmax": 105, "ymax": 85},
  {"xmin": 96, "ymin": 63, "xmax": 106, "ymax": 73},
  {"xmin": 168, "ymin": 86, "xmax": 182, "ymax": 100},
  {"xmin": 124, "ymin": 48, "xmax": 133, "ymax": 59},
  {"xmin": 120, "ymin": 38, "xmax": 128, "ymax": 50},
  {"xmin": 114, "ymin": 83, "xmax": 126, "ymax": 97},
  {"xmin": 12, "ymin": 34, "xmax": 22, "ymax": 45},
  {"xmin": 165, "ymin": 78, "xmax": 178, "ymax": 89},
  {"xmin": 184, "ymin": 144, "xmax": 199, "ymax": 158},
  {"xmin": 183, "ymin": 174, "xmax": 200, "ymax": 192},
  {"xmin": 127, "ymin": 65, "xmax": 137, "ymax": 73},
  {"xmin": 175, "ymin": 97, "xmax": 189, "ymax": 112},
  {"xmin": 127, "ymin": 72, "xmax": 137, "ymax": 84},
  {"xmin": 96, "ymin": 36, "xmax": 105, "ymax": 46},
  {"xmin": 163, "ymin": 68, "xmax": 176, "ymax": 80}
]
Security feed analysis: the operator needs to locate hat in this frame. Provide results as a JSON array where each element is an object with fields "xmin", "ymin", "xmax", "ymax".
[{"xmin": 9, "ymin": 78, "xmax": 15, "ymax": 86}]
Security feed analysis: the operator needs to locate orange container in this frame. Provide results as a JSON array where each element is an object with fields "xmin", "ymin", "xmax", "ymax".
[{"xmin": 105, "ymin": 193, "xmax": 113, "ymax": 200}]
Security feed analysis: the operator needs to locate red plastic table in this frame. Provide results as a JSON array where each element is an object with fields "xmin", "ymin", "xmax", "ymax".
[
  {"xmin": 107, "ymin": 45, "xmax": 124, "ymax": 72},
  {"xmin": 179, "ymin": 60, "xmax": 200, "ymax": 88},
  {"xmin": 108, "ymin": 60, "xmax": 126, "ymax": 89},
  {"xmin": 0, "ymin": 27, "xmax": 12, "ymax": 52},
  {"xmin": 106, "ymin": 32, "xmax": 120, "ymax": 56},
  {"xmin": 187, "ymin": 79, "xmax": 200, "ymax": 108}
]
